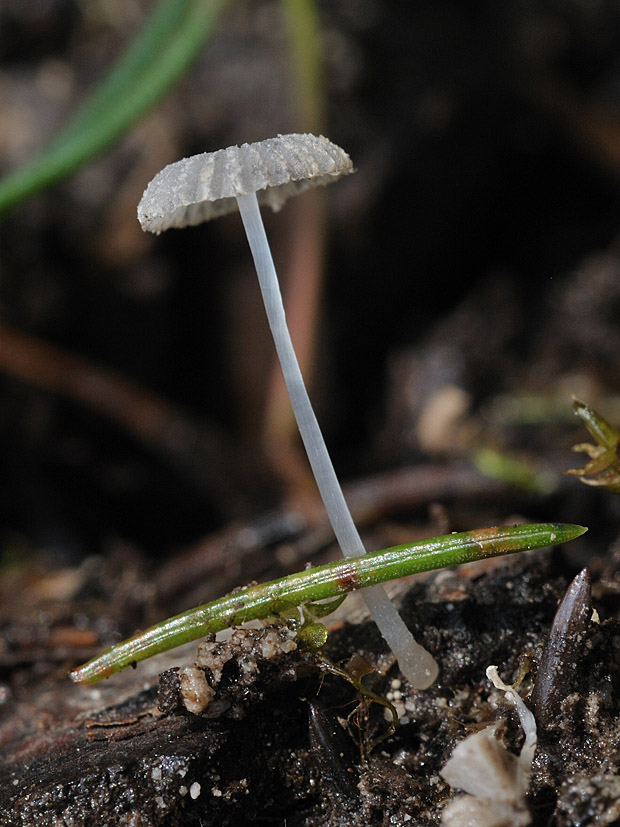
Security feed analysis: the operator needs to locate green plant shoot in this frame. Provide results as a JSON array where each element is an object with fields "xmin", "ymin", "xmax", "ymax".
[
  {"xmin": 567, "ymin": 398, "xmax": 620, "ymax": 492},
  {"xmin": 70, "ymin": 522, "xmax": 585, "ymax": 684}
]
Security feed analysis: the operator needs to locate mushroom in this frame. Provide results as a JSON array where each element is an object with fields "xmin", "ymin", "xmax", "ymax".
[{"xmin": 137, "ymin": 133, "xmax": 438, "ymax": 689}]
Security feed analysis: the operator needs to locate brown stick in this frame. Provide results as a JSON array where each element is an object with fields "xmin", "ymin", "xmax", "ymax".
[{"xmin": 0, "ymin": 321, "xmax": 241, "ymax": 511}]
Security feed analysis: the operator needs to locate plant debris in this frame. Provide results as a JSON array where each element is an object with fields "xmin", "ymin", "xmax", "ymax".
[{"xmin": 2, "ymin": 554, "xmax": 620, "ymax": 825}]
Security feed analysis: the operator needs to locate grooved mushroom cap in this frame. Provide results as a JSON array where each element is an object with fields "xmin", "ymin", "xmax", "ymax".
[{"xmin": 137, "ymin": 133, "xmax": 354, "ymax": 234}]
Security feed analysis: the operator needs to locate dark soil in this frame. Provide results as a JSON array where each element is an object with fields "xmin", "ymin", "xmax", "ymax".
[
  {"xmin": 1, "ymin": 1, "xmax": 620, "ymax": 825},
  {"xmin": 2, "ymin": 553, "xmax": 620, "ymax": 825}
]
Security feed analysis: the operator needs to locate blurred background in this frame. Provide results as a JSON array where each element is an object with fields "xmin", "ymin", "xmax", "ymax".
[{"xmin": 1, "ymin": 0, "xmax": 620, "ymax": 577}]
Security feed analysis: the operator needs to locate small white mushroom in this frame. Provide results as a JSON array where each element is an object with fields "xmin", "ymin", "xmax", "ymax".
[
  {"xmin": 137, "ymin": 134, "xmax": 438, "ymax": 689},
  {"xmin": 486, "ymin": 665, "xmax": 537, "ymax": 789}
]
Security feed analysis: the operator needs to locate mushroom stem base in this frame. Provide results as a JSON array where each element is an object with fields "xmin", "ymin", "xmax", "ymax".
[{"xmin": 236, "ymin": 190, "xmax": 439, "ymax": 689}]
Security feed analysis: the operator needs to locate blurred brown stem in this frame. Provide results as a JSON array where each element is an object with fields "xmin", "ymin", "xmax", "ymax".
[
  {"xmin": 0, "ymin": 321, "xmax": 240, "ymax": 512},
  {"xmin": 262, "ymin": 187, "xmax": 327, "ymax": 503},
  {"xmin": 262, "ymin": 0, "xmax": 328, "ymax": 505}
]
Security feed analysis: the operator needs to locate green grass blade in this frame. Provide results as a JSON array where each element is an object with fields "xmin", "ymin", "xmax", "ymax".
[
  {"xmin": 70, "ymin": 522, "xmax": 586, "ymax": 684},
  {"xmin": 0, "ymin": 0, "xmax": 228, "ymax": 217}
]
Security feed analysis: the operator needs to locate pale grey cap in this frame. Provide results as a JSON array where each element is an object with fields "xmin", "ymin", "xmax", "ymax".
[{"xmin": 137, "ymin": 133, "xmax": 353, "ymax": 234}]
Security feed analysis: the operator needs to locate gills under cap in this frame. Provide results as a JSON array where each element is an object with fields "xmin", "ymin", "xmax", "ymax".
[{"xmin": 137, "ymin": 133, "xmax": 353, "ymax": 234}]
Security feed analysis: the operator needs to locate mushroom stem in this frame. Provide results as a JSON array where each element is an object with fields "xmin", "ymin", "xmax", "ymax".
[{"xmin": 236, "ymin": 191, "xmax": 439, "ymax": 688}]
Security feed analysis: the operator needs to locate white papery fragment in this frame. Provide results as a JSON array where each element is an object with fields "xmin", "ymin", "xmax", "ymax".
[{"xmin": 440, "ymin": 665, "xmax": 538, "ymax": 827}]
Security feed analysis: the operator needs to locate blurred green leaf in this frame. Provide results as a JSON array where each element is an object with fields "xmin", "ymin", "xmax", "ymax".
[{"xmin": 0, "ymin": 0, "xmax": 228, "ymax": 217}]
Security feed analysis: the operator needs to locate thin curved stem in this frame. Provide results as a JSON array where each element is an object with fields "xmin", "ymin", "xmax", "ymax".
[{"xmin": 236, "ymin": 191, "xmax": 439, "ymax": 687}]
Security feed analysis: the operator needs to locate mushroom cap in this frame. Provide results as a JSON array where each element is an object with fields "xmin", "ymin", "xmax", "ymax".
[{"xmin": 137, "ymin": 133, "xmax": 354, "ymax": 234}]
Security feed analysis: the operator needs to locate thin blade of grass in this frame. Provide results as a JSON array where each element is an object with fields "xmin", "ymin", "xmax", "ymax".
[
  {"xmin": 0, "ymin": 0, "xmax": 228, "ymax": 216},
  {"xmin": 70, "ymin": 522, "xmax": 587, "ymax": 684}
]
